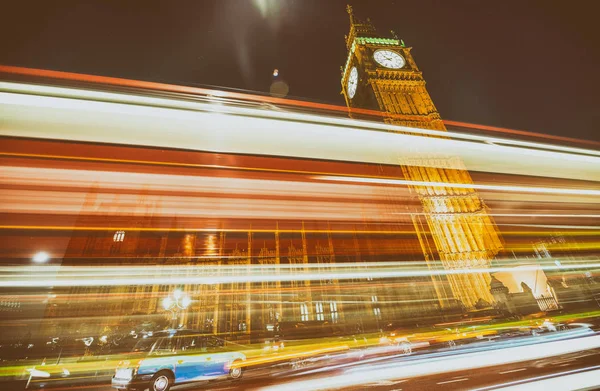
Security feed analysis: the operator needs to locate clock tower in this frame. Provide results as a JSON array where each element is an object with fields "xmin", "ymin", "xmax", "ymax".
[
  {"xmin": 342, "ymin": 6, "xmax": 445, "ymax": 130},
  {"xmin": 341, "ymin": 6, "xmax": 503, "ymax": 308}
]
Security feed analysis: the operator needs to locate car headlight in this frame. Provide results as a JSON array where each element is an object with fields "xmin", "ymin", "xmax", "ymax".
[
  {"xmin": 28, "ymin": 368, "xmax": 51, "ymax": 378},
  {"xmin": 115, "ymin": 368, "xmax": 134, "ymax": 380}
]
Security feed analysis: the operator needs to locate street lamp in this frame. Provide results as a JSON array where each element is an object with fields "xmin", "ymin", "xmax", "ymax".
[
  {"xmin": 162, "ymin": 289, "xmax": 191, "ymax": 329},
  {"xmin": 33, "ymin": 251, "xmax": 50, "ymax": 263}
]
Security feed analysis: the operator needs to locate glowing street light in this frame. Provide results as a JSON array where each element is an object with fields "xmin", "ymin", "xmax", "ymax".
[
  {"xmin": 162, "ymin": 288, "xmax": 191, "ymax": 328},
  {"xmin": 33, "ymin": 251, "xmax": 50, "ymax": 263},
  {"xmin": 181, "ymin": 296, "xmax": 192, "ymax": 309},
  {"xmin": 161, "ymin": 297, "xmax": 173, "ymax": 310},
  {"xmin": 173, "ymin": 288, "xmax": 183, "ymax": 300}
]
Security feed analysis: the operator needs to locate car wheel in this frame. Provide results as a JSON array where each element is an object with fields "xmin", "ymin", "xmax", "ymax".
[
  {"xmin": 291, "ymin": 357, "xmax": 310, "ymax": 369},
  {"xmin": 150, "ymin": 371, "xmax": 173, "ymax": 391},
  {"xmin": 447, "ymin": 340, "xmax": 456, "ymax": 349},
  {"xmin": 398, "ymin": 341, "xmax": 412, "ymax": 355},
  {"xmin": 229, "ymin": 360, "xmax": 244, "ymax": 381}
]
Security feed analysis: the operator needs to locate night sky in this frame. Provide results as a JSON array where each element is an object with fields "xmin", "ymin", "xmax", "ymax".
[{"xmin": 2, "ymin": 0, "xmax": 598, "ymax": 141}]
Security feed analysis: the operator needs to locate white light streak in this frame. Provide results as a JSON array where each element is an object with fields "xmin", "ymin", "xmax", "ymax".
[
  {"xmin": 2, "ymin": 82, "xmax": 598, "ymax": 157},
  {"xmin": 258, "ymin": 336, "xmax": 600, "ymax": 391},
  {"xmin": 315, "ymin": 175, "xmax": 600, "ymax": 197},
  {"xmin": 491, "ymin": 214, "xmax": 600, "ymax": 218},
  {"xmin": 474, "ymin": 367, "xmax": 600, "ymax": 391},
  {"xmin": 1, "ymin": 262, "xmax": 599, "ymax": 288},
  {"xmin": 392, "ymin": 213, "xmax": 600, "ymax": 218},
  {"xmin": 1, "ymin": 82, "xmax": 600, "ymax": 182},
  {"xmin": 500, "ymin": 223, "xmax": 600, "ymax": 230}
]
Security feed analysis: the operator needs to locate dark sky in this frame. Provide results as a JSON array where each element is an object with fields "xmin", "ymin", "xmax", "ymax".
[{"xmin": 2, "ymin": 0, "xmax": 598, "ymax": 141}]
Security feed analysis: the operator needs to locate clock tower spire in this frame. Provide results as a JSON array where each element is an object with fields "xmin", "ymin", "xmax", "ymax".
[{"xmin": 341, "ymin": 7, "xmax": 504, "ymax": 309}]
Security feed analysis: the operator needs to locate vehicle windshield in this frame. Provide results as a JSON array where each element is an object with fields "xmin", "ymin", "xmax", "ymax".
[{"xmin": 132, "ymin": 336, "xmax": 159, "ymax": 352}]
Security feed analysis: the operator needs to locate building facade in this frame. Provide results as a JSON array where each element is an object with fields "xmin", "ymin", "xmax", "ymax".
[{"xmin": 38, "ymin": 9, "xmax": 514, "ymax": 341}]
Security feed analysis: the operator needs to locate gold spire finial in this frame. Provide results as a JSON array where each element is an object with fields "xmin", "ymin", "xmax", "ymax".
[{"xmin": 346, "ymin": 4, "xmax": 354, "ymax": 23}]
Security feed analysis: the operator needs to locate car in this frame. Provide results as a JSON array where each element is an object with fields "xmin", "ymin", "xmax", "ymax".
[
  {"xmin": 19, "ymin": 336, "xmax": 117, "ymax": 390},
  {"xmin": 111, "ymin": 330, "xmax": 246, "ymax": 391},
  {"xmin": 529, "ymin": 320, "xmax": 594, "ymax": 337},
  {"xmin": 380, "ymin": 325, "xmax": 498, "ymax": 352}
]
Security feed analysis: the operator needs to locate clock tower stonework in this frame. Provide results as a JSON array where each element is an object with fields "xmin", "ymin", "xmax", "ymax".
[{"xmin": 342, "ymin": 6, "xmax": 503, "ymax": 308}]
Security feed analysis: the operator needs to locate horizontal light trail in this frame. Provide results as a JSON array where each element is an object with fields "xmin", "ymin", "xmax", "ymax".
[
  {"xmin": 473, "ymin": 367, "xmax": 600, "ymax": 391},
  {"xmin": 0, "ymin": 257, "xmax": 590, "ymax": 273},
  {"xmin": 487, "ymin": 214, "xmax": 600, "ymax": 218},
  {"xmin": 395, "ymin": 212, "xmax": 600, "ymax": 218},
  {"xmin": 3, "ymin": 165, "xmax": 597, "ymax": 201},
  {"xmin": 0, "ymin": 225, "xmax": 418, "ymax": 234},
  {"xmin": 0, "ymin": 149, "xmax": 347, "ymax": 179},
  {"xmin": 315, "ymin": 175, "xmax": 600, "ymax": 197},
  {"xmin": 2, "ymin": 65, "xmax": 599, "ymax": 148},
  {"xmin": 498, "ymin": 368, "xmax": 527, "ymax": 374},
  {"xmin": 500, "ymin": 224, "xmax": 600, "ymax": 230},
  {"xmin": 258, "ymin": 335, "xmax": 600, "ymax": 391},
  {"xmin": 1, "ymin": 81, "xmax": 597, "ymax": 157},
  {"xmin": 1, "ymin": 191, "xmax": 392, "ymax": 222},
  {"xmin": 0, "ymin": 257, "xmax": 593, "ymax": 272},
  {"xmin": 2, "ymin": 82, "xmax": 600, "ymax": 182},
  {"xmin": 0, "ymin": 165, "xmax": 394, "ymax": 200},
  {"xmin": 1, "ymin": 262, "xmax": 598, "ymax": 287},
  {"xmin": 443, "ymin": 119, "xmax": 600, "ymax": 148},
  {"xmin": 3, "ymin": 166, "xmax": 598, "ymax": 224},
  {"xmin": 4, "ymin": 224, "xmax": 599, "ymax": 236}
]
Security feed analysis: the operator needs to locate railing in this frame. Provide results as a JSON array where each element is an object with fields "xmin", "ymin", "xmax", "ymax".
[{"xmin": 536, "ymin": 294, "xmax": 559, "ymax": 311}]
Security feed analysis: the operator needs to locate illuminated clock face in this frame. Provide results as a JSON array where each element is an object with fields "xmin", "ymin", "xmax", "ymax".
[
  {"xmin": 347, "ymin": 67, "xmax": 358, "ymax": 99},
  {"xmin": 373, "ymin": 49, "xmax": 405, "ymax": 69}
]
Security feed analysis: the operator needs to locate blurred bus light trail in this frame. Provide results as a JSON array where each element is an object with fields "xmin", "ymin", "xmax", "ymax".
[{"xmin": 2, "ymin": 82, "xmax": 600, "ymax": 182}]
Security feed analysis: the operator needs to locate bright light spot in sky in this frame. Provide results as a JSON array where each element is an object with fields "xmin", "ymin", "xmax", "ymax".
[
  {"xmin": 273, "ymin": 68, "xmax": 279, "ymax": 77},
  {"xmin": 253, "ymin": 0, "xmax": 281, "ymax": 18},
  {"xmin": 253, "ymin": 0, "xmax": 269, "ymax": 17}
]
